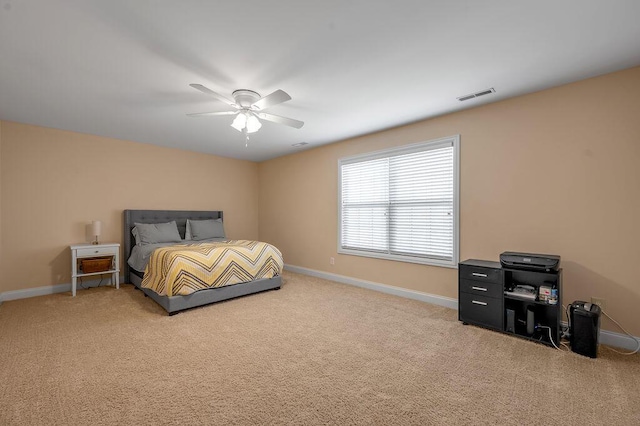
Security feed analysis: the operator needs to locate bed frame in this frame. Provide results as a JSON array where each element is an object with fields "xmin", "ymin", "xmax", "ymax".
[{"xmin": 123, "ymin": 209, "xmax": 281, "ymax": 315}]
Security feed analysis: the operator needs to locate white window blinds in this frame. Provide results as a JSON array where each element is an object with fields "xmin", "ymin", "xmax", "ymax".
[{"xmin": 339, "ymin": 136, "xmax": 459, "ymax": 267}]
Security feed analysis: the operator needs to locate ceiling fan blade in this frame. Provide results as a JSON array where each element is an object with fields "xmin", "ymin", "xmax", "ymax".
[
  {"xmin": 189, "ymin": 84, "xmax": 237, "ymax": 107},
  {"xmin": 256, "ymin": 112, "xmax": 304, "ymax": 129},
  {"xmin": 252, "ymin": 89, "xmax": 291, "ymax": 110},
  {"xmin": 187, "ymin": 111, "xmax": 238, "ymax": 117}
]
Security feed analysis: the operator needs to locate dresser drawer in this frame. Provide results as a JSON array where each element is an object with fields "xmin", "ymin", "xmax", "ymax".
[
  {"xmin": 459, "ymin": 264, "xmax": 503, "ymax": 284},
  {"xmin": 76, "ymin": 246, "xmax": 118, "ymax": 258},
  {"xmin": 459, "ymin": 292, "xmax": 503, "ymax": 330},
  {"xmin": 459, "ymin": 278, "xmax": 503, "ymax": 299}
]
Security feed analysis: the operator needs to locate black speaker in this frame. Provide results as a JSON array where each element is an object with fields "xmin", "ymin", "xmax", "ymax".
[
  {"xmin": 570, "ymin": 301, "xmax": 601, "ymax": 358},
  {"xmin": 506, "ymin": 309, "xmax": 515, "ymax": 333},
  {"xmin": 526, "ymin": 307, "xmax": 535, "ymax": 335}
]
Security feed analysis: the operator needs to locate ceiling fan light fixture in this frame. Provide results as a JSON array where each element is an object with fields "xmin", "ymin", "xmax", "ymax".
[
  {"xmin": 230, "ymin": 113, "xmax": 247, "ymax": 132},
  {"xmin": 231, "ymin": 112, "xmax": 262, "ymax": 134},
  {"xmin": 245, "ymin": 114, "xmax": 262, "ymax": 133}
]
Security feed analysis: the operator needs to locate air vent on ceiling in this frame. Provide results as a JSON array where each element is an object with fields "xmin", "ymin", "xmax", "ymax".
[
  {"xmin": 291, "ymin": 142, "xmax": 308, "ymax": 147},
  {"xmin": 457, "ymin": 87, "xmax": 495, "ymax": 102}
]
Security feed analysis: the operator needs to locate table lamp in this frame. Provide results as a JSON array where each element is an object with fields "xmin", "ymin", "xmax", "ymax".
[{"xmin": 91, "ymin": 220, "xmax": 101, "ymax": 245}]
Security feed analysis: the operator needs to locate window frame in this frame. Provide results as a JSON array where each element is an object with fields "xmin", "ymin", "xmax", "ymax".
[{"xmin": 337, "ymin": 135, "xmax": 460, "ymax": 269}]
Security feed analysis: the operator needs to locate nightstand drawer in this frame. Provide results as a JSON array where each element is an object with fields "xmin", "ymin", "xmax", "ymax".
[
  {"xmin": 76, "ymin": 246, "xmax": 118, "ymax": 258},
  {"xmin": 459, "ymin": 264, "xmax": 503, "ymax": 284},
  {"xmin": 459, "ymin": 292, "xmax": 503, "ymax": 330},
  {"xmin": 459, "ymin": 279, "xmax": 502, "ymax": 299}
]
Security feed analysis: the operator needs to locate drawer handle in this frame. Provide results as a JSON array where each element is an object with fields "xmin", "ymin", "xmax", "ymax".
[
  {"xmin": 472, "ymin": 300, "xmax": 488, "ymax": 306},
  {"xmin": 472, "ymin": 273, "xmax": 488, "ymax": 278},
  {"xmin": 471, "ymin": 286, "xmax": 487, "ymax": 292}
]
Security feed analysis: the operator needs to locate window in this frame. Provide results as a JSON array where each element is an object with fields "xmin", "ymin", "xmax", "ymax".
[{"xmin": 338, "ymin": 135, "xmax": 459, "ymax": 268}]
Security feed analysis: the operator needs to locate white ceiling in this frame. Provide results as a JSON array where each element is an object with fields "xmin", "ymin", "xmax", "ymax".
[{"xmin": 1, "ymin": 1, "xmax": 639, "ymax": 162}]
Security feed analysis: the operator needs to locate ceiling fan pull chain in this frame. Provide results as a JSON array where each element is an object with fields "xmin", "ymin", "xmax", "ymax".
[{"xmin": 245, "ymin": 130, "xmax": 249, "ymax": 148}]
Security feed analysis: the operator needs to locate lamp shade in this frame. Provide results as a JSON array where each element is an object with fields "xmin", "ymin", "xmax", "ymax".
[
  {"xmin": 91, "ymin": 220, "xmax": 102, "ymax": 237},
  {"xmin": 231, "ymin": 112, "xmax": 262, "ymax": 133},
  {"xmin": 231, "ymin": 113, "xmax": 247, "ymax": 132},
  {"xmin": 245, "ymin": 115, "xmax": 262, "ymax": 133}
]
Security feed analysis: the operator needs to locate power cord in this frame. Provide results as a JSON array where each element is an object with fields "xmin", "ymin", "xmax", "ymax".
[
  {"xmin": 79, "ymin": 274, "xmax": 107, "ymax": 290},
  {"xmin": 601, "ymin": 310, "xmax": 640, "ymax": 355},
  {"xmin": 535, "ymin": 325, "xmax": 560, "ymax": 350},
  {"xmin": 563, "ymin": 304, "xmax": 571, "ymax": 340}
]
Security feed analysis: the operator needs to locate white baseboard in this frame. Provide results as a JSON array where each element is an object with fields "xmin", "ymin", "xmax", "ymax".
[
  {"xmin": 0, "ymin": 275, "xmax": 126, "ymax": 303},
  {"xmin": 599, "ymin": 329, "xmax": 639, "ymax": 352},
  {"xmin": 284, "ymin": 264, "xmax": 458, "ymax": 310},
  {"xmin": 1, "ymin": 283, "xmax": 72, "ymax": 302},
  {"xmin": 284, "ymin": 264, "xmax": 639, "ymax": 352}
]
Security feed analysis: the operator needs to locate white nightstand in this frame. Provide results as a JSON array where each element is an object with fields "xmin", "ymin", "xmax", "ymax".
[{"xmin": 70, "ymin": 243, "xmax": 120, "ymax": 297}]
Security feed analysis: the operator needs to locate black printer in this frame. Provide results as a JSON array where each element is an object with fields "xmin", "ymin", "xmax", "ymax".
[{"xmin": 500, "ymin": 251, "xmax": 560, "ymax": 272}]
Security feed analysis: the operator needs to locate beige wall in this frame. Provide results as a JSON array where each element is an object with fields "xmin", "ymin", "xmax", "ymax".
[
  {"xmin": 0, "ymin": 120, "xmax": 3, "ymax": 293},
  {"xmin": 258, "ymin": 66, "xmax": 640, "ymax": 335},
  {"xmin": 0, "ymin": 121, "xmax": 259, "ymax": 292}
]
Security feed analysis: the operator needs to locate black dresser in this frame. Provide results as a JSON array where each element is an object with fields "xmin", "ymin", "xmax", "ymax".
[{"xmin": 458, "ymin": 260, "xmax": 504, "ymax": 331}]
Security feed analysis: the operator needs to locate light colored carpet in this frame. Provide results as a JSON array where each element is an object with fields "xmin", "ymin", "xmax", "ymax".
[{"xmin": 0, "ymin": 271, "xmax": 638, "ymax": 425}]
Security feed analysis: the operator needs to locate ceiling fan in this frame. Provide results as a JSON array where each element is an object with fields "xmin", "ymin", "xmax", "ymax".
[{"xmin": 187, "ymin": 84, "xmax": 304, "ymax": 134}]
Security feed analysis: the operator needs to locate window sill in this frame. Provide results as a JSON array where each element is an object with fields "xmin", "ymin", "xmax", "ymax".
[{"xmin": 338, "ymin": 248, "xmax": 458, "ymax": 269}]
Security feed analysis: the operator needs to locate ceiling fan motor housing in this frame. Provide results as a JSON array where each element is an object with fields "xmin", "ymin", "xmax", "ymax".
[{"xmin": 232, "ymin": 89, "xmax": 261, "ymax": 109}]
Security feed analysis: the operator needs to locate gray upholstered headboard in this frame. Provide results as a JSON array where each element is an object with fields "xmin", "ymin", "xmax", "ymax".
[{"xmin": 123, "ymin": 210, "xmax": 223, "ymax": 283}]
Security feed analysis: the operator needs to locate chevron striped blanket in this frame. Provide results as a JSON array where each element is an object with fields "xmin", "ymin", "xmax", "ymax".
[{"xmin": 141, "ymin": 240, "xmax": 283, "ymax": 296}]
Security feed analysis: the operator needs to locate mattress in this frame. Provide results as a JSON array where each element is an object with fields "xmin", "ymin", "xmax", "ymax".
[{"xmin": 141, "ymin": 240, "xmax": 284, "ymax": 296}]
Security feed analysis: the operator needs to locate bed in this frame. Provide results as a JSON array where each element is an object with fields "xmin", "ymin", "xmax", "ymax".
[{"xmin": 123, "ymin": 209, "xmax": 282, "ymax": 315}]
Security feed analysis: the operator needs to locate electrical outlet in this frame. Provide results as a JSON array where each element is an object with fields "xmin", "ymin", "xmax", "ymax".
[
  {"xmin": 330, "ymin": 257, "xmax": 335, "ymax": 265},
  {"xmin": 591, "ymin": 297, "xmax": 606, "ymax": 311}
]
